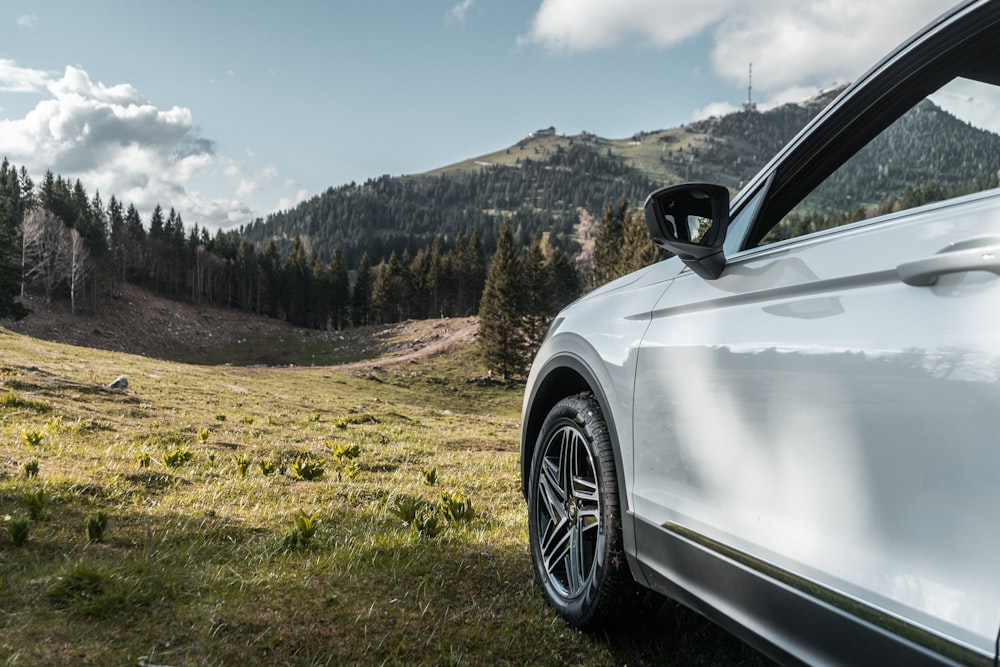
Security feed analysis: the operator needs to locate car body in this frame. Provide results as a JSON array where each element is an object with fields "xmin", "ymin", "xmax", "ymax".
[{"xmin": 519, "ymin": 1, "xmax": 1000, "ymax": 664}]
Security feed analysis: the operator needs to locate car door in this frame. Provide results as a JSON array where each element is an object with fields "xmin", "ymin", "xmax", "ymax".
[{"xmin": 631, "ymin": 65, "xmax": 1000, "ymax": 658}]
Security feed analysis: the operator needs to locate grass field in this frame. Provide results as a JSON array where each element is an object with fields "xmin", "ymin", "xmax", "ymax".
[{"xmin": 0, "ymin": 322, "xmax": 770, "ymax": 666}]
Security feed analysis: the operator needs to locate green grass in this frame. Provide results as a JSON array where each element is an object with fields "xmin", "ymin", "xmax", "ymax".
[{"xmin": 0, "ymin": 324, "xmax": 770, "ymax": 666}]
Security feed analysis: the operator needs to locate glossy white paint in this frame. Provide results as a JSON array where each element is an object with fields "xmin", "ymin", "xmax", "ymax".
[{"xmin": 632, "ymin": 190, "xmax": 1000, "ymax": 653}]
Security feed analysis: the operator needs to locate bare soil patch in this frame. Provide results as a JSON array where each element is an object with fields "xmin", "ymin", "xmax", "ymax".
[{"xmin": 3, "ymin": 284, "xmax": 478, "ymax": 367}]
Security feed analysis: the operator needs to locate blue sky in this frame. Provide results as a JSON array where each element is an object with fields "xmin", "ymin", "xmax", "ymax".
[{"xmin": 0, "ymin": 0, "xmax": 960, "ymax": 231}]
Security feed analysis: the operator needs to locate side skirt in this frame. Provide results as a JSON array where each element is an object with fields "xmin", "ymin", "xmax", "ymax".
[{"xmin": 632, "ymin": 517, "xmax": 989, "ymax": 666}]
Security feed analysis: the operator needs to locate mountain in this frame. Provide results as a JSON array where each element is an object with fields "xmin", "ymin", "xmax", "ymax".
[{"xmin": 240, "ymin": 86, "xmax": 1000, "ymax": 266}]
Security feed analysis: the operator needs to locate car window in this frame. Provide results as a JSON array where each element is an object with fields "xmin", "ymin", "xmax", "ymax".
[{"xmin": 758, "ymin": 76, "xmax": 1000, "ymax": 247}]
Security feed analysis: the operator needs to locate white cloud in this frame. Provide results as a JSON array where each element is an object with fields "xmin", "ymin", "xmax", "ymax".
[
  {"xmin": 278, "ymin": 189, "xmax": 311, "ymax": 212},
  {"xmin": 0, "ymin": 59, "xmax": 49, "ymax": 93},
  {"xmin": 16, "ymin": 14, "xmax": 37, "ymax": 29},
  {"xmin": 693, "ymin": 101, "xmax": 738, "ymax": 121},
  {"xmin": 449, "ymin": 0, "xmax": 474, "ymax": 22},
  {"xmin": 524, "ymin": 0, "xmax": 958, "ymax": 98},
  {"xmin": 0, "ymin": 63, "xmax": 259, "ymax": 230}
]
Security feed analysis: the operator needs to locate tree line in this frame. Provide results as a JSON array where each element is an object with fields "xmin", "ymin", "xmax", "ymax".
[{"xmin": 0, "ymin": 157, "xmax": 664, "ymax": 378}]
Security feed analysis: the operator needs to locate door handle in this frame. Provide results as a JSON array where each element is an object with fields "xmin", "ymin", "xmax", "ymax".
[{"xmin": 897, "ymin": 243, "xmax": 1000, "ymax": 286}]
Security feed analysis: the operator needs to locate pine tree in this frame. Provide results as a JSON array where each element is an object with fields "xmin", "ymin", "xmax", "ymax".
[
  {"xmin": 0, "ymin": 159, "xmax": 29, "ymax": 320},
  {"xmin": 284, "ymin": 236, "xmax": 311, "ymax": 326},
  {"xmin": 618, "ymin": 209, "xmax": 663, "ymax": 275},
  {"xmin": 520, "ymin": 238, "xmax": 552, "ymax": 356},
  {"xmin": 478, "ymin": 220, "xmax": 525, "ymax": 380},
  {"xmin": 328, "ymin": 248, "xmax": 350, "ymax": 329},
  {"xmin": 587, "ymin": 196, "xmax": 628, "ymax": 290},
  {"xmin": 351, "ymin": 252, "xmax": 373, "ymax": 327}
]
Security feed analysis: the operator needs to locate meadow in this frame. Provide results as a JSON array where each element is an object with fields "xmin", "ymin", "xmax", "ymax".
[{"xmin": 0, "ymin": 321, "xmax": 769, "ymax": 666}]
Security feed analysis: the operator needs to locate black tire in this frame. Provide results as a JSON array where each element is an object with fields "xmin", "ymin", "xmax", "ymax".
[{"xmin": 527, "ymin": 393, "xmax": 635, "ymax": 630}]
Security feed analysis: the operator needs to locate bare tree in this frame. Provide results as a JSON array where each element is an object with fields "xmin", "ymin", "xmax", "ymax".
[
  {"xmin": 67, "ymin": 227, "xmax": 92, "ymax": 316},
  {"xmin": 21, "ymin": 208, "xmax": 67, "ymax": 303}
]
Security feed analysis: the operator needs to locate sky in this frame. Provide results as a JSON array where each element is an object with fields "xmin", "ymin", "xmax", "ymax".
[{"xmin": 0, "ymin": 0, "xmax": 964, "ymax": 232}]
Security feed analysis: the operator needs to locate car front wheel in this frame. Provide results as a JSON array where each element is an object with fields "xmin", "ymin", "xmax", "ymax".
[{"xmin": 527, "ymin": 393, "xmax": 634, "ymax": 630}]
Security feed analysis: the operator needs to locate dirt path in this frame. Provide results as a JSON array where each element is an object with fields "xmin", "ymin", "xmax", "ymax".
[{"xmin": 334, "ymin": 317, "xmax": 478, "ymax": 371}]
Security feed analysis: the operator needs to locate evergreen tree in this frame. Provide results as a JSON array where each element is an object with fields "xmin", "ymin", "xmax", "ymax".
[
  {"xmin": 478, "ymin": 220, "xmax": 525, "ymax": 380},
  {"xmin": 587, "ymin": 196, "xmax": 628, "ymax": 290},
  {"xmin": 0, "ymin": 159, "xmax": 28, "ymax": 319},
  {"xmin": 310, "ymin": 255, "xmax": 330, "ymax": 329},
  {"xmin": 618, "ymin": 209, "xmax": 663, "ymax": 275},
  {"xmin": 546, "ymin": 240, "xmax": 582, "ymax": 311},
  {"xmin": 351, "ymin": 252, "xmax": 373, "ymax": 327},
  {"xmin": 520, "ymin": 238, "xmax": 552, "ymax": 355},
  {"xmin": 328, "ymin": 248, "xmax": 350, "ymax": 329},
  {"xmin": 284, "ymin": 235, "xmax": 311, "ymax": 326},
  {"xmin": 370, "ymin": 260, "xmax": 394, "ymax": 325},
  {"xmin": 260, "ymin": 240, "xmax": 282, "ymax": 318}
]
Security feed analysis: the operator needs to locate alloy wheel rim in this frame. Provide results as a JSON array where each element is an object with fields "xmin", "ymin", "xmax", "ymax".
[{"xmin": 535, "ymin": 422, "xmax": 602, "ymax": 599}]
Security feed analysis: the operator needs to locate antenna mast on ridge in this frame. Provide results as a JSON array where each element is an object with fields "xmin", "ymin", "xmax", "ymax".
[{"xmin": 743, "ymin": 63, "xmax": 757, "ymax": 113}]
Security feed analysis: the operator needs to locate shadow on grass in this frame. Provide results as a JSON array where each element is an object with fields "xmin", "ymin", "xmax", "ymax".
[{"xmin": 595, "ymin": 596, "xmax": 776, "ymax": 666}]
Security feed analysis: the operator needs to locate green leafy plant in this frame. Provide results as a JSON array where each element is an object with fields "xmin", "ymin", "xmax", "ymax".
[
  {"xmin": 85, "ymin": 511, "xmax": 108, "ymax": 542},
  {"xmin": 8, "ymin": 516, "xmax": 29, "ymax": 546},
  {"xmin": 294, "ymin": 510, "xmax": 320, "ymax": 546},
  {"xmin": 45, "ymin": 415, "xmax": 64, "ymax": 432},
  {"xmin": 289, "ymin": 457, "xmax": 325, "ymax": 481},
  {"xmin": 440, "ymin": 491, "xmax": 475, "ymax": 523},
  {"xmin": 21, "ymin": 429, "xmax": 44, "ymax": 447},
  {"xmin": 214, "ymin": 413, "xmax": 227, "ymax": 422},
  {"xmin": 22, "ymin": 489, "xmax": 50, "ymax": 521},
  {"xmin": 389, "ymin": 495, "xmax": 425, "ymax": 525},
  {"xmin": 242, "ymin": 415, "xmax": 254, "ymax": 425},
  {"xmin": 259, "ymin": 458, "xmax": 276, "ymax": 476},
  {"xmin": 137, "ymin": 452, "xmax": 151, "ymax": 468},
  {"xmin": 421, "ymin": 468, "xmax": 437, "ymax": 486},
  {"xmin": 331, "ymin": 413, "xmax": 378, "ymax": 430},
  {"xmin": 341, "ymin": 462, "xmax": 360, "ymax": 481},
  {"xmin": 24, "ymin": 460, "xmax": 39, "ymax": 478},
  {"xmin": 329, "ymin": 442, "xmax": 362, "ymax": 463},
  {"xmin": 198, "ymin": 428, "xmax": 210, "ymax": 443},
  {"xmin": 411, "ymin": 514, "xmax": 445, "ymax": 538},
  {"xmin": 163, "ymin": 449, "xmax": 193, "ymax": 469},
  {"xmin": 233, "ymin": 453, "xmax": 252, "ymax": 476}
]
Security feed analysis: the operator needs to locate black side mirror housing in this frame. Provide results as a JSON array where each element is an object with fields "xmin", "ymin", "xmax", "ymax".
[{"xmin": 643, "ymin": 183, "xmax": 731, "ymax": 280}]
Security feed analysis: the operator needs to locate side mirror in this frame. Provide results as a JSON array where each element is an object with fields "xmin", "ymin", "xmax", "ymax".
[{"xmin": 643, "ymin": 183, "xmax": 730, "ymax": 280}]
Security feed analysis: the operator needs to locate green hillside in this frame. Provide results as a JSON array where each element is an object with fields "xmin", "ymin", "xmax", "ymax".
[{"xmin": 241, "ymin": 86, "xmax": 1000, "ymax": 266}]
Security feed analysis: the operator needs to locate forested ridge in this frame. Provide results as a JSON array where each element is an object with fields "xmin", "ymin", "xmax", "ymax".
[
  {"xmin": 3, "ymin": 89, "xmax": 1000, "ymax": 375},
  {"xmin": 242, "ymin": 141, "xmax": 662, "ymax": 268}
]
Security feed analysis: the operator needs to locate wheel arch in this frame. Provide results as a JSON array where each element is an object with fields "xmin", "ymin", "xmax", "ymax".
[{"xmin": 520, "ymin": 354, "xmax": 629, "ymax": 515}]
